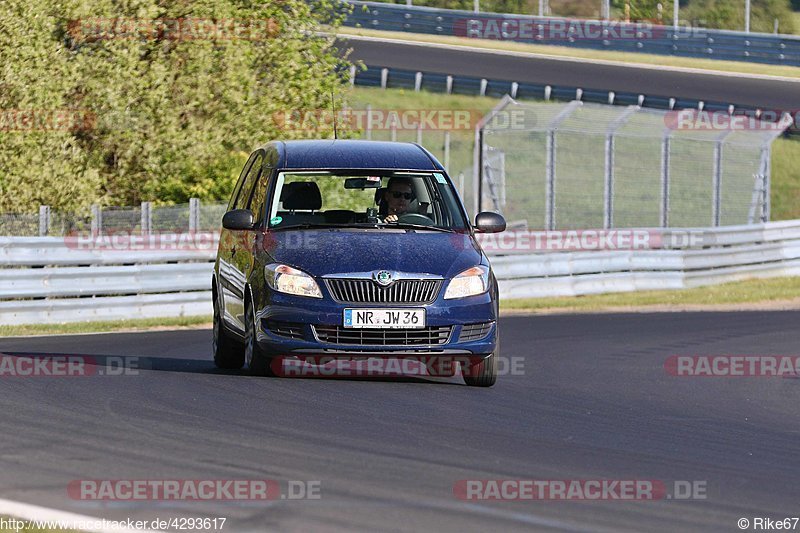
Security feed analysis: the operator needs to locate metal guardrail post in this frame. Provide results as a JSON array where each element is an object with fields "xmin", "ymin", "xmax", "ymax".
[
  {"xmin": 38, "ymin": 206, "xmax": 50, "ymax": 237},
  {"xmin": 366, "ymin": 104, "xmax": 372, "ymax": 140},
  {"xmin": 189, "ymin": 198, "xmax": 200, "ymax": 232},
  {"xmin": 414, "ymin": 72, "xmax": 422, "ymax": 92},
  {"xmin": 380, "ymin": 68, "xmax": 388, "ymax": 89}
]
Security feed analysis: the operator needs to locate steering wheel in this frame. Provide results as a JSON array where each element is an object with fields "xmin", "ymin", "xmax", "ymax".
[{"xmin": 397, "ymin": 213, "xmax": 434, "ymax": 226}]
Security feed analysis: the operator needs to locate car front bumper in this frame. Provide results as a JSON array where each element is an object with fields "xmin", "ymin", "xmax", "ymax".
[{"xmin": 254, "ymin": 290, "xmax": 497, "ymax": 359}]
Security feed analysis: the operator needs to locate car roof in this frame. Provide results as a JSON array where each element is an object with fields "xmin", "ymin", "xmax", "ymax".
[{"xmin": 259, "ymin": 140, "xmax": 443, "ymax": 171}]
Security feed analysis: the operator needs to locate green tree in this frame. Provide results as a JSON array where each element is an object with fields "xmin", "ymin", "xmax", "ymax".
[{"xmin": 0, "ymin": 0, "xmax": 351, "ymax": 212}]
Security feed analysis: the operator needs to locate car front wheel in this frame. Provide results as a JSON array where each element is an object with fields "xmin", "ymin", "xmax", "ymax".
[
  {"xmin": 213, "ymin": 297, "xmax": 244, "ymax": 370},
  {"xmin": 245, "ymin": 301, "xmax": 277, "ymax": 377}
]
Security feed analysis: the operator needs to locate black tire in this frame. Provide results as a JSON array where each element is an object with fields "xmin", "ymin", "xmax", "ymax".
[
  {"xmin": 244, "ymin": 300, "xmax": 277, "ymax": 377},
  {"xmin": 461, "ymin": 353, "xmax": 498, "ymax": 387},
  {"xmin": 461, "ymin": 332, "xmax": 499, "ymax": 387},
  {"xmin": 213, "ymin": 296, "xmax": 244, "ymax": 370}
]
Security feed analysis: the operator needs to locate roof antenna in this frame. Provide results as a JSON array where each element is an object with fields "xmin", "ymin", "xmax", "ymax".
[{"xmin": 331, "ymin": 89, "xmax": 338, "ymax": 140}]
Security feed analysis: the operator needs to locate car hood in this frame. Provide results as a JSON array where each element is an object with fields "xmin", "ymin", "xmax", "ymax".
[{"xmin": 262, "ymin": 229, "xmax": 484, "ymax": 279}]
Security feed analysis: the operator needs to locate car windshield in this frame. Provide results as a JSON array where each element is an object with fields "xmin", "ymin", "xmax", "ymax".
[{"xmin": 266, "ymin": 171, "xmax": 468, "ymax": 231}]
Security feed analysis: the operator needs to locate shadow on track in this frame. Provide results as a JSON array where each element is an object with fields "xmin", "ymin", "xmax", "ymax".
[{"xmin": 0, "ymin": 351, "xmax": 462, "ymax": 385}]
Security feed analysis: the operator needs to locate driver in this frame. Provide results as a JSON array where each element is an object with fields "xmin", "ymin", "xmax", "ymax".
[{"xmin": 382, "ymin": 177, "xmax": 429, "ymax": 223}]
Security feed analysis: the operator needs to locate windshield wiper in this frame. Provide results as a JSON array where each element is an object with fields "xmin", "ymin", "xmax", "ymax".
[
  {"xmin": 270, "ymin": 222, "xmax": 348, "ymax": 231},
  {"xmin": 380, "ymin": 223, "xmax": 455, "ymax": 233}
]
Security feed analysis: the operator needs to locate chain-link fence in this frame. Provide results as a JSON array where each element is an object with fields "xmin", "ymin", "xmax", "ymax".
[
  {"xmin": 478, "ymin": 98, "xmax": 791, "ymax": 229},
  {"xmin": 0, "ymin": 200, "xmax": 228, "ymax": 237}
]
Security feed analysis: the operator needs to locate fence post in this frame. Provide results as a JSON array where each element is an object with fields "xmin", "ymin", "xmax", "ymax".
[
  {"xmin": 380, "ymin": 68, "xmax": 388, "ymax": 89},
  {"xmin": 545, "ymin": 101, "xmax": 582, "ymax": 230},
  {"xmin": 473, "ymin": 95, "xmax": 516, "ymax": 218},
  {"xmin": 416, "ymin": 123, "xmax": 422, "ymax": 145},
  {"xmin": 711, "ymin": 130, "xmax": 732, "ymax": 226},
  {"xmin": 545, "ymin": 129, "xmax": 555, "ymax": 230},
  {"xmin": 603, "ymin": 106, "xmax": 638, "ymax": 229},
  {"xmin": 38, "ymin": 205, "xmax": 50, "ymax": 237},
  {"xmin": 141, "ymin": 201, "xmax": 152, "ymax": 235},
  {"xmin": 444, "ymin": 131, "xmax": 451, "ymax": 173},
  {"xmin": 712, "ymin": 142, "xmax": 723, "ymax": 226},
  {"xmin": 764, "ymin": 145, "xmax": 772, "ymax": 222},
  {"xmin": 414, "ymin": 71, "xmax": 422, "ymax": 92},
  {"xmin": 91, "ymin": 204, "xmax": 102, "ymax": 236},
  {"xmin": 366, "ymin": 104, "xmax": 372, "ymax": 140},
  {"xmin": 660, "ymin": 133, "xmax": 671, "ymax": 228},
  {"xmin": 189, "ymin": 198, "xmax": 200, "ymax": 232}
]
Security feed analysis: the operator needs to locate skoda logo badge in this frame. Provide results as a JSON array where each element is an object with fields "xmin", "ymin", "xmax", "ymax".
[{"xmin": 374, "ymin": 270, "xmax": 393, "ymax": 287}]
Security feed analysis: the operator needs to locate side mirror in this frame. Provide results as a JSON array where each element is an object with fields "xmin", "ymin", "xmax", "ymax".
[
  {"xmin": 475, "ymin": 212, "xmax": 506, "ymax": 233},
  {"xmin": 222, "ymin": 209, "xmax": 255, "ymax": 230}
]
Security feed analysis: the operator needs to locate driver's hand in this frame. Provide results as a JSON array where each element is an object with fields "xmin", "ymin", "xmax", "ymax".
[{"xmin": 385, "ymin": 214, "xmax": 398, "ymax": 223}]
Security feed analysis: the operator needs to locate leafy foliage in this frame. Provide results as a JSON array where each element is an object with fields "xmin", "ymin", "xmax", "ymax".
[{"xmin": 0, "ymin": 0, "xmax": 351, "ymax": 212}]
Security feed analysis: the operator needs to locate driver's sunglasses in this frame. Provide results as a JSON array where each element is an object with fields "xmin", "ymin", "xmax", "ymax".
[{"xmin": 391, "ymin": 191, "xmax": 413, "ymax": 200}]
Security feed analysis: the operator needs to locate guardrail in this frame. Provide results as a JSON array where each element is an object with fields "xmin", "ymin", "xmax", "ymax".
[
  {"xmin": 343, "ymin": 0, "xmax": 800, "ymax": 66},
  {"xmin": 1, "ymin": 221, "xmax": 799, "ymax": 324},
  {"xmin": 0, "ymin": 235, "xmax": 217, "ymax": 325},
  {"xmin": 351, "ymin": 65, "xmax": 770, "ymax": 115},
  {"xmin": 484, "ymin": 220, "xmax": 800, "ymax": 298}
]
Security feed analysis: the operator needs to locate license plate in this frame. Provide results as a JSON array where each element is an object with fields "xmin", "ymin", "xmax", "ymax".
[{"xmin": 343, "ymin": 308, "xmax": 426, "ymax": 329}]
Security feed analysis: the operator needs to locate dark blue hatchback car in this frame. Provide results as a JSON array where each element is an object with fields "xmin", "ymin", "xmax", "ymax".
[{"xmin": 212, "ymin": 140, "xmax": 506, "ymax": 386}]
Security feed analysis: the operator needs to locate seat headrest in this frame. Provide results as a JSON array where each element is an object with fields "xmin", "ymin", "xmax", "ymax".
[
  {"xmin": 281, "ymin": 182, "xmax": 322, "ymax": 211},
  {"xmin": 374, "ymin": 187, "xmax": 386, "ymax": 206}
]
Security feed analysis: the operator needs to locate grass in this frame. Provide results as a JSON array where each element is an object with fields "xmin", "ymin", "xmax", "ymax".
[
  {"xmin": 794, "ymin": 12, "xmax": 800, "ymax": 34},
  {"xmin": 0, "ymin": 315, "xmax": 210, "ymax": 338},
  {"xmin": 501, "ymin": 276, "xmax": 800, "ymax": 312},
  {"xmin": 771, "ymin": 137, "xmax": 800, "ymax": 220},
  {"xmin": 337, "ymin": 27, "xmax": 800, "ymax": 79}
]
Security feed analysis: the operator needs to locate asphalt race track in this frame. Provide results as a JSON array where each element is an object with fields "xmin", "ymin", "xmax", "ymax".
[
  {"xmin": 2, "ymin": 311, "xmax": 799, "ymax": 531},
  {"xmin": 339, "ymin": 37, "xmax": 800, "ymax": 110}
]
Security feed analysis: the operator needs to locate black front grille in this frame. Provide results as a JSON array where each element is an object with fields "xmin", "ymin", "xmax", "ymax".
[
  {"xmin": 458, "ymin": 322, "xmax": 494, "ymax": 342},
  {"xmin": 325, "ymin": 278, "xmax": 441, "ymax": 303},
  {"xmin": 312, "ymin": 325, "xmax": 452, "ymax": 345},
  {"xmin": 265, "ymin": 320, "xmax": 305, "ymax": 340}
]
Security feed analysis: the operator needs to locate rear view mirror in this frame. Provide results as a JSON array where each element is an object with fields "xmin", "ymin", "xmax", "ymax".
[
  {"xmin": 222, "ymin": 209, "xmax": 255, "ymax": 230},
  {"xmin": 475, "ymin": 212, "xmax": 506, "ymax": 233},
  {"xmin": 344, "ymin": 177, "xmax": 381, "ymax": 189}
]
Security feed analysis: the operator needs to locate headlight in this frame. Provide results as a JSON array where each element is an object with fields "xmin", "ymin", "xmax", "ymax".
[
  {"xmin": 444, "ymin": 266, "xmax": 489, "ymax": 299},
  {"xmin": 265, "ymin": 264, "xmax": 322, "ymax": 298}
]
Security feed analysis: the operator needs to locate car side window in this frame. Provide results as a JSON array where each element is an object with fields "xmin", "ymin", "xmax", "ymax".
[
  {"xmin": 248, "ymin": 167, "xmax": 272, "ymax": 226},
  {"xmin": 234, "ymin": 153, "xmax": 264, "ymax": 211},
  {"xmin": 227, "ymin": 152, "xmax": 258, "ymax": 211}
]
